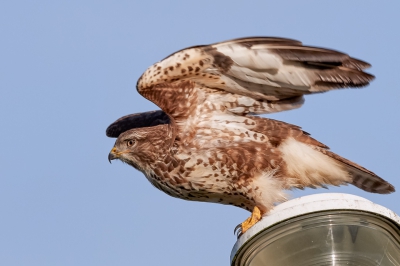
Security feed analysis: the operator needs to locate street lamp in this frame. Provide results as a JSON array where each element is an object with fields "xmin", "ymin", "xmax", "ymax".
[{"xmin": 231, "ymin": 193, "xmax": 400, "ymax": 266}]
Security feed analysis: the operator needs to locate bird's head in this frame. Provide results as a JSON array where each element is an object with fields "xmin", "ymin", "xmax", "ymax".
[{"xmin": 108, "ymin": 125, "xmax": 170, "ymax": 172}]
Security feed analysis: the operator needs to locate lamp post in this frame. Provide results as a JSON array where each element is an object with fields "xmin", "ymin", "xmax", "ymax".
[{"xmin": 231, "ymin": 193, "xmax": 400, "ymax": 266}]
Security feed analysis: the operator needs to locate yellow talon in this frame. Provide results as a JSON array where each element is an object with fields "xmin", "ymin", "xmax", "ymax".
[{"xmin": 241, "ymin": 206, "xmax": 262, "ymax": 234}]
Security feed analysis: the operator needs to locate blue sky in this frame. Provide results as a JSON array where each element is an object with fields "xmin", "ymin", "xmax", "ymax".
[{"xmin": 1, "ymin": 1, "xmax": 399, "ymax": 265}]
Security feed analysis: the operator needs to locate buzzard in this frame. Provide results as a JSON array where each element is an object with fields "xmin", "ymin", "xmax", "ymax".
[{"xmin": 106, "ymin": 37, "xmax": 394, "ymax": 235}]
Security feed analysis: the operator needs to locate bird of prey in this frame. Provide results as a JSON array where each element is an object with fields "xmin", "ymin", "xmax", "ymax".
[{"xmin": 106, "ymin": 37, "xmax": 395, "ymax": 234}]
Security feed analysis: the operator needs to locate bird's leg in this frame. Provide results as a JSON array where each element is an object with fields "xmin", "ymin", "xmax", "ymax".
[{"xmin": 239, "ymin": 206, "xmax": 262, "ymax": 235}]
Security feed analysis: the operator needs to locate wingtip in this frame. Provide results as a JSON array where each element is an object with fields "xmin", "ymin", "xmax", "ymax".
[{"xmin": 105, "ymin": 110, "xmax": 170, "ymax": 138}]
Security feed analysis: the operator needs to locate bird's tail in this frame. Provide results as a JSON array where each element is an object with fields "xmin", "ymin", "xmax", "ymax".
[{"xmin": 316, "ymin": 148, "xmax": 395, "ymax": 194}]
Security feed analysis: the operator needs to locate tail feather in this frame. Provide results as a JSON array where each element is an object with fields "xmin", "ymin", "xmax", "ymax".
[{"xmin": 316, "ymin": 148, "xmax": 395, "ymax": 194}]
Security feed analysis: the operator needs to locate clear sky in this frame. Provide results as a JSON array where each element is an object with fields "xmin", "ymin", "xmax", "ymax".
[{"xmin": 1, "ymin": 1, "xmax": 399, "ymax": 265}]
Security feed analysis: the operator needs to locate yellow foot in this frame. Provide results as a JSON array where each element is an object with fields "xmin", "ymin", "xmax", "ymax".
[{"xmin": 234, "ymin": 206, "xmax": 262, "ymax": 236}]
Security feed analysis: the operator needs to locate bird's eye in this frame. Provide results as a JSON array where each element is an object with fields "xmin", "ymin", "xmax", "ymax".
[{"xmin": 127, "ymin": 140, "xmax": 135, "ymax": 147}]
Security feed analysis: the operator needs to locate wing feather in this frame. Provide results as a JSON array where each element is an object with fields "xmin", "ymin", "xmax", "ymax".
[
  {"xmin": 137, "ymin": 37, "xmax": 374, "ymax": 109},
  {"xmin": 106, "ymin": 110, "xmax": 169, "ymax": 138}
]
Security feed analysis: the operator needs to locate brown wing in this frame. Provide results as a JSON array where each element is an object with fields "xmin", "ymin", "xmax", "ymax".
[{"xmin": 137, "ymin": 36, "xmax": 374, "ymax": 113}]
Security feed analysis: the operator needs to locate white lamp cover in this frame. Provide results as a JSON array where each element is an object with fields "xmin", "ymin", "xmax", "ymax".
[{"xmin": 231, "ymin": 193, "xmax": 400, "ymax": 266}]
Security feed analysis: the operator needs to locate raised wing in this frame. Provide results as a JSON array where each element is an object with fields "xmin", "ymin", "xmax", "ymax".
[
  {"xmin": 106, "ymin": 110, "xmax": 169, "ymax": 138},
  {"xmin": 137, "ymin": 37, "xmax": 374, "ymax": 109}
]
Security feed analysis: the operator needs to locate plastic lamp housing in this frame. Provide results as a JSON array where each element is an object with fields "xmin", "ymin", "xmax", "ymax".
[{"xmin": 230, "ymin": 193, "xmax": 400, "ymax": 266}]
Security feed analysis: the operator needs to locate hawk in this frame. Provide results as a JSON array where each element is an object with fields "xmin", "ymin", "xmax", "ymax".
[{"xmin": 106, "ymin": 37, "xmax": 395, "ymax": 234}]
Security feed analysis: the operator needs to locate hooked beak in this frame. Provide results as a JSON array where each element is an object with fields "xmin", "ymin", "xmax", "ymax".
[{"xmin": 108, "ymin": 147, "xmax": 118, "ymax": 163}]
